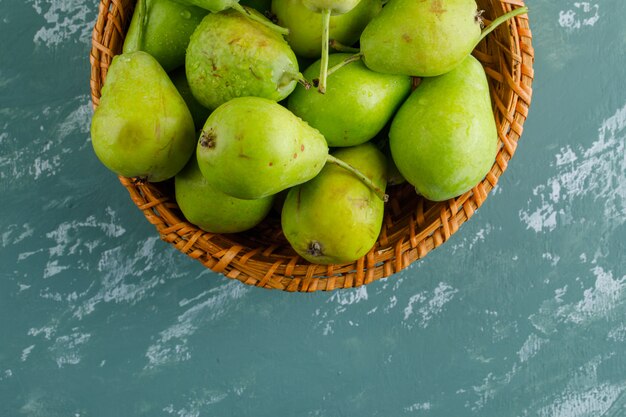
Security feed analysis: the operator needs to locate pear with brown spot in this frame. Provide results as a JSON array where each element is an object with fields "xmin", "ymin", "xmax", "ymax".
[
  {"xmin": 360, "ymin": 0, "xmax": 482, "ymax": 76},
  {"xmin": 196, "ymin": 97, "xmax": 329, "ymax": 200},
  {"xmin": 281, "ymin": 143, "xmax": 387, "ymax": 265}
]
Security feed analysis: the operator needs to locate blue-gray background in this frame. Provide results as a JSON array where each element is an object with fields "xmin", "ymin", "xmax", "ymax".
[{"xmin": 1, "ymin": 0, "xmax": 625, "ymax": 416}]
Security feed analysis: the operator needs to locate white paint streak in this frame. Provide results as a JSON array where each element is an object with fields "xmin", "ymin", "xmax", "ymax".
[
  {"xmin": 1, "ymin": 224, "xmax": 34, "ymax": 248},
  {"xmin": 328, "ymin": 286, "xmax": 368, "ymax": 306},
  {"xmin": 162, "ymin": 392, "xmax": 228, "ymax": 417},
  {"xmin": 30, "ymin": 0, "xmax": 94, "ymax": 46},
  {"xmin": 403, "ymin": 282, "xmax": 458, "ymax": 328},
  {"xmin": 559, "ymin": 2, "xmax": 600, "ymax": 30},
  {"xmin": 565, "ymin": 266, "xmax": 626, "ymax": 324},
  {"xmin": 404, "ymin": 402, "xmax": 432, "ymax": 412},
  {"xmin": 21, "ymin": 345, "xmax": 35, "ymax": 362},
  {"xmin": 520, "ymin": 102, "xmax": 626, "ymax": 232},
  {"xmin": 50, "ymin": 332, "xmax": 91, "ymax": 368},
  {"xmin": 530, "ymin": 266, "xmax": 625, "ymax": 335},
  {"xmin": 517, "ymin": 333, "xmax": 548, "ymax": 363},
  {"xmin": 145, "ymin": 281, "xmax": 249, "ymax": 369}
]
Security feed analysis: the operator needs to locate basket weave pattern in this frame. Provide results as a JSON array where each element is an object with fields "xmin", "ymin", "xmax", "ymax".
[{"xmin": 90, "ymin": 0, "xmax": 534, "ymax": 291}]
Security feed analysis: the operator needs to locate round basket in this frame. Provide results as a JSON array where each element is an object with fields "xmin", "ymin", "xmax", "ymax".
[{"xmin": 89, "ymin": 0, "xmax": 534, "ymax": 291}]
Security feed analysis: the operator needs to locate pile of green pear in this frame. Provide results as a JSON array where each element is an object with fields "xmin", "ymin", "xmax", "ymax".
[{"xmin": 90, "ymin": 0, "xmax": 527, "ymax": 265}]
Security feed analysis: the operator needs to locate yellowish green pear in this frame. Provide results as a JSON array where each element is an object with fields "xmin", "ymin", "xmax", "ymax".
[
  {"xmin": 281, "ymin": 143, "xmax": 387, "ymax": 264},
  {"xmin": 91, "ymin": 51, "xmax": 195, "ymax": 182},
  {"xmin": 389, "ymin": 55, "xmax": 497, "ymax": 201},
  {"xmin": 175, "ymin": 156, "xmax": 274, "ymax": 233}
]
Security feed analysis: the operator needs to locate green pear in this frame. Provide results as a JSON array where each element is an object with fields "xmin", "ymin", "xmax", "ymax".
[
  {"xmin": 169, "ymin": 67, "xmax": 212, "ymax": 130},
  {"xmin": 271, "ymin": 0, "xmax": 381, "ymax": 58},
  {"xmin": 123, "ymin": 0, "xmax": 208, "ymax": 72},
  {"xmin": 91, "ymin": 51, "xmax": 196, "ymax": 182},
  {"xmin": 175, "ymin": 156, "xmax": 274, "ymax": 233},
  {"xmin": 360, "ymin": 0, "xmax": 481, "ymax": 77},
  {"xmin": 174, "ymin": 0, "xmax": 238, "ymax": 13},
  {"xmin": 185, "ymin": 9, "xmax": 303, "ymax": 111},
  {"xmin": 196, "ymin": 97, "xmax": 329, "ymax": 200},
  {"xmin": 281, "ymin": 143, "xmax": 387, "ymax": 265},
  {"xmin": 287, "ymin": 53, "xmax": 412, "ymax": 147},
  {"xmin": 174, "ymin": 0, "xmax": 288, "ymax": 34},
  {"xmin": 389, "ymin": 55, "xmax": 497, "ymax": 201},
  {"xmin": 301, "ymin": 0, "xmax": 360, "ymax": 14},
  {"xmin": 295, "ymin": 0, "xmax": 363, "ymax": 92}
]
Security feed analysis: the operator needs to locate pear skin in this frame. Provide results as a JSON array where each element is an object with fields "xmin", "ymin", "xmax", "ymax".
[
  {"xmin": 91, "ymin": 51, "xmax": 196, "ymax": 182},
  {"xmin": 169, "ymin": 67, "xmax": 212, "ymax": 130},
  {"xmin": 288, "ymin": 53, "xmax": 412, "ymax": 147},
  {"xmin": 389, "ymin": 55, "xmax": 497, "ymax": 201},
  {"xmin": 123, "ymin": 0, "xmax": 208, "ymax": 72},
  {"xmin": 196, "ymin": 97, "xmax": 329, "ymax": 200},
  {"xmin": 360, "ymin": 0, "xmax": 481, "ymax": 76},
  {"xmin": 175, "ymin": 156, "xmax": 274, "ymax": 233},
  {"xmin": 174, "ymin": 0, "xmax": 238, "ymax": 13},
  {"xmin": 301, "ymin": 0, "xmax": 361, "ymax": 14},
  {"xmin": 282, "ymin": 143, "xmax": 387, "ymax": 265},
  {"xmin": 272, "ymin": 0, "xmax": 381, "ymax": 58},
  {"xmin": 186, "ymin": 9, "xmax": 300, "ymax": 110}
]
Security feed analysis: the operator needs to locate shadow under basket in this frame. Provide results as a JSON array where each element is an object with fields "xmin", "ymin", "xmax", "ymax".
[{"xmin": 89, "ymin": 0, "xmax": 534, "ymax": 292}]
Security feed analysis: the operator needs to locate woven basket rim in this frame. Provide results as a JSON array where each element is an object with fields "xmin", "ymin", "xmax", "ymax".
[{"xmin": 89, "ymin": 0, "xmax": 534, "ymax": 292}]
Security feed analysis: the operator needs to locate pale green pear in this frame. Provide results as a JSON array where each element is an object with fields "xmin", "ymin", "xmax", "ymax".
[
  {"xmin": 175, "ymin": 156, "xmax": 274, "ymax": 233},
  {"xmin": 272, "ymin": 0, "xmax": 380, "ymax": 58},
  {"xmin": 196, "ymin": 97, "xmax": 329, "ymax": 200},
  {"xmin": 360, "ymin": 0, "xmax": 481, "ymax": 76},
  {"xmin": 123, "ymin": 0, "xmax": 208, "ymax": 72},
  {"xmin": 389, "ymin": 55, "xmax": 497, "ymax": 201},
  {"xmin": 282, "ymin": 143, "xmax": 387, "ymax": 264},
  {"xmin": 288, "ymin": 53, "xmax": 412, "ymax": 147},
  {"xmin": 185, "ymin": 9, "xmax": 302, "ymax": 111},
  {"xmin": 91, "ymin": 51, "xmax": 195, "ymax": 182}
]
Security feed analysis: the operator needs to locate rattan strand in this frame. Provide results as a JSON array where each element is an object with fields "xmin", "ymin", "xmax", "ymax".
[{"xmin": 89, "ymin": 0, "xmax": 534, "ymax": 291}]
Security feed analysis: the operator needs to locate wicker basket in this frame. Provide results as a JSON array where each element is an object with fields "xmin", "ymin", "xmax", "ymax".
[{"xmin": 89, "ymin": 0, "xmax": 533, "ymax": 291}]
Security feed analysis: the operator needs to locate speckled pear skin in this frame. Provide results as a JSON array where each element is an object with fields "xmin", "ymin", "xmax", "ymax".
[
  {"xmin": 174, "ymin": 0, "xmax": 239, "ymax": 13},
  {"xmin": 196, "ymin": 97, "xmax": 329, "ymax": 200},
  {"xmin": 288, "ymin": 53, "xmax": 412, "ymax": 147},
  {"xmin": 272, "ymin": 0, "xmax": 381, "ymax": 58},
  {"xmin": 91, "ymin": 51, "xmax": 196, "ymax": 183},
  {"xmin": 175, "ymin": 156, "xmax": 274, "ymax": 233},
  {"xmin": 360, "ymin": 0, "xmax": 481, "ymax": 77},
  {"xmin": 185, "ymin": 8, "xmax": 300, "ymax": 111},
  {"xmin": 123, "ymin": 0, "xmax": 208, "ymax": 72},
  {"xmin": 281, "ymin": 143, "xmax": 387, "ymax": 265},
  {"xmin": 389, "ymin": 55, "xmax": 497, "ymax": 202}
]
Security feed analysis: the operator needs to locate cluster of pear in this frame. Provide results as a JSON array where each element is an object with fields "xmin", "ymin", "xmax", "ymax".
[{"xmin": 90, "ymin": 0, "xmax": 527, "ymax": 265}]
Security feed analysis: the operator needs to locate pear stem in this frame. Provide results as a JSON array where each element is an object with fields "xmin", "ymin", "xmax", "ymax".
[
  {"xmin": 329, "ymin": 39, "xmax": 360, "ymax": 53},
  {"xmin": 318, "ymin": 8, "xmax": 332, "ymax": 94},
  {"xmin": 232, "ymin": 3, "xmax": 290, "ymax": 36},
  {"xmin": 312, "ymin": 53, "xmax": 362, "ymax": 87},
  {"xmin": 292, "ymin": 72, "xmax": 313, "ymax": 90},
  {"xmin": 327, "ymin": 52, "xmax": 362, "ymax": 77},
  {"xmin": 476, "ymin": 6, "xmax": 528, "ymax": 46},
  {"xmin": 326, "ymin": 155, "xmax": 388, "ymax": 202}
]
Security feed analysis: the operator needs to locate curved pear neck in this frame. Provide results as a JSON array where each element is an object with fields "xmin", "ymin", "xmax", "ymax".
[{"xmin": 475, "ymin": 6, "xmax": 529, "ymax": 47}]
